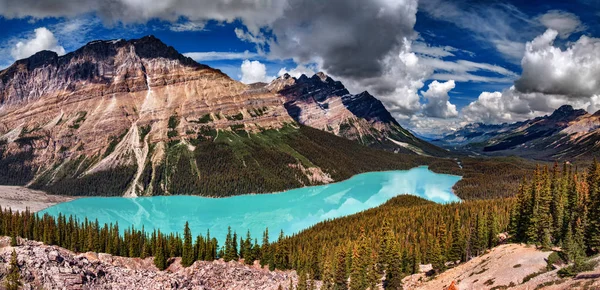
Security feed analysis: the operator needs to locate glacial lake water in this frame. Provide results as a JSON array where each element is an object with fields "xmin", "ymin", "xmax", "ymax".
[{"xmin": 40, "ymin": 166, "xmax": 461, "ymax": 244}]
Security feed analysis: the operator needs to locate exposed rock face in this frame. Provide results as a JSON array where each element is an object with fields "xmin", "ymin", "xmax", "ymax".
[
  {"xmin": 0, "ymin": 237, "xmax": 299, "ymax": 290},
  {"xmin": 266, "ymin": 73, "xmax": 446, "ymax": 156},
  {"xmin": 0, "ymin": 36, "xmax": 292, "ymax": 195},
  {"xmin": 0, "ymin": 35, "xmax": 445, "ymax": 196}
]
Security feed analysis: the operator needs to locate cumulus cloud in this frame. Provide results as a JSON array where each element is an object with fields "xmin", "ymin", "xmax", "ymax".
[
  {"xmin": 421, "ymin": 80, "xmax": 459, "ymax": 118},
  {"xmin": 459, "ymin": 24, "xmax": 600, "ymax": 126},
  {"xmin": 184, "ymin": 51, "xmax": 259, "ymax": 62},
  {"xmin": 240, "ymin": 60, "xmax": 273, "ymax": 84},
  {"xmin": 10, "ymin": 27, "xmax": 66, "ymax": 60},
  {"xmin": 538, "ymin": 10, "xmax": 585, "ymax": 38},
  {"xmin": 515, "ymin": 29, "xmax": 600, "ymax": 97}
]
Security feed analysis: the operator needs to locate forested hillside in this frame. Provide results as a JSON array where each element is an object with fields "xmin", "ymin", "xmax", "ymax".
[
  {"xmin": 509, "ymin": 161, "xmax": 600, "ymax": 276},
  {"xmin": 29, "ymin": 125, "xmax": 460, "ymax": 197}
]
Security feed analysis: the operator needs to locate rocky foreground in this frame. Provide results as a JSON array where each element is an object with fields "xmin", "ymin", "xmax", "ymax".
[
  {"xmin": 0, "ymin": 237, "xmax": 298, "ymax": 289},
  {"xmin": 404, "ymin": 243, "xmax": 600, "ymax": 290}
]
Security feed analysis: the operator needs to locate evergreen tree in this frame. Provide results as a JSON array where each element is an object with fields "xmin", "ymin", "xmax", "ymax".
[
  {"xmin": 181, "ymin": 222, "xmax": 194, "ymax": 267},
  {"xmin": 261, "ymin": 228, "xmax": 270, "ymax": 267},
  {"xmin": 448, "ymin": 209, "xmax": 464, "ymax": 262},
  {"xmin": 10, "ymin": 231, "xmax": 17, "ymax": 247},
  {"xmin": 349, "ymin": 230, "xmax": 369, "ymax": 290},
  {"xmin": 334, "ymin": 247, "xmax": 348, "ymax": 290},
  {"xmin": 428, "ymin": 234, "xmax": 444, "ymax": 272},
  {"xmin": 224, "ymin": 226, "xmax": 236, "ymax": 262},
  {"xmin": 586, "ymin": 159, "xmax": 600, "ymax": 252},
  {"xmin": 385, "ymin": 240, "xmax": 403, "ymax": 290},
  {"xmin": 154, "ymin": 232, "xmax": 167, "ymax": 271},
  {"xmin": 5, "ymin": 249, "xmax": 21, "ymax": 290},
  {"xmin": 244, "ymin": 230, "xmax": 254, "ymax": 265}
]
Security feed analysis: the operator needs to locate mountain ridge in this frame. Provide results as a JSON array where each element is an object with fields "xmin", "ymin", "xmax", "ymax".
[
  {"xmin": 434, "ymin": 105, "xmax": 600, "ymax": 160},
  {"xmin": 0, "ymin": 35, "xmax": 450, "ymax": 197}
]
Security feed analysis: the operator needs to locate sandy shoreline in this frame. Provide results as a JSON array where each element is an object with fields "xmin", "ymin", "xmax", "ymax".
[{"xmin": 0, "ymin": 186, "xmax": 75, "ymax": 213}]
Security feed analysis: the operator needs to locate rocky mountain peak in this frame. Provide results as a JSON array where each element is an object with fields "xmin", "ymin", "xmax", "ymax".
[
  {"xmin": 315, "ymin": 71, "xmax": 329, "ymax": 82},
  {"xmin": 549, "ymin": 104, "xmax": 587, "ymax": 121}
]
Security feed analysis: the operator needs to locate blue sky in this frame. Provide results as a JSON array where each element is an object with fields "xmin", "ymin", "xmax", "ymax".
[{"xmin": 1, "ymin": 0, "xmax": 599, "ymax": 136}]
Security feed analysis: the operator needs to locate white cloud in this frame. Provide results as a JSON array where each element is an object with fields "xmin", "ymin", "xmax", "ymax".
[
  {"xmin": 412, "ymin": 41, "xmax": 475, "ymax": 58},
  {"xmin": 538, "ymin": 10, "xmax": 585, "ymax": 39},
  {"xmin": 10, "ymin": 27, "xmax": 66, "ymax": 60},
  {"xmin": 170, "ymin": 21, "xmax": 206, "ymax": 32},
  {"xmin": 421, "ymin": 57, "xmax": 517, "ymax": 83},
  {"xmin": 421, "ymin": 80, "xmax": 459, "ymax": 118},
  {"xmin": 240, "ymin": 60, "xmax": 274, "ymax": 84},
  {"xmin": 515, "ymin": 29, "xmax": 600, "ymax": 97},
  {"xmin": 184, "ymin": 51, "xmax": 259, "ymax": 62}
]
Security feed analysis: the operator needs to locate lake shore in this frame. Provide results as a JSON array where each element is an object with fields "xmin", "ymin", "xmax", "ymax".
[{"xmin": 0, "ymin": 186, "xmax": 75, "ymax": 213}]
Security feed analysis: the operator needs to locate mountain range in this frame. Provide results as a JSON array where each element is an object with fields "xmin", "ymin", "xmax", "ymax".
[
  {"xmin": 434, "ymin": 105, "xmax": 600, "ymax": 160},
  {"xmin": 0, "ymin": 36, "xmax": 447, "ymax": 197}
]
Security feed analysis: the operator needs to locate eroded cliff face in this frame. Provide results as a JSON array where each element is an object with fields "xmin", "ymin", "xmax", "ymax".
[
  {"xmin": 0, "ymin": 36, "xmax": 292, "ymax": 195},
  {"xmin": 265, "ymin": 73, "xmax": 446, "ymax": 156}
]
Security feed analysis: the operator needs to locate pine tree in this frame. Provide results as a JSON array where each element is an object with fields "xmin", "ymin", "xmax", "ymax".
[
  {"xmin": 261, "ymin": 228, "xmax": 270, "ymax": 267},
  {"xmin": 181, "ymin": 222, "xmax": 194, "ymax": 267},
  {"xmin": 10, "ymin": 231, "xmax": 17, "ymax": 247},
  {"xmin": 367, "ymin": 251, "xmax": 379, "ymax": 290},
  {"xmin": 428, "ymin": 234, "xmax": 444, "ymax": 272},
  {"xmin": 5, "ymin": 249, "xmax": 21, "ymax": 290},
  {"xmin": 349, "ymin": 230, "xmax": 369, "ymax": 290},
  {"xmin": 448, "ymin": 209, "xmax": 464, "ymax": 262},
  {"xmin": 334, "ymin": 247, "xmax": 348, "ymax": 290},
  {"xmin": 586, "ymin": 159, "xmax": 600, "ymax": 252},
  {"xmin": 377, "ymin": 219, "xmax": 393, "ymax": 273},
  {"xmin": 154, "ymin": 233, "xmax": 167, "ymax": 271},
  {"xmin": 224, "ymin": 226, "xmax": 236, "ymax": 262},
  {"xmin": 384, "ymin": 240, "xmax": 402, "ymax": 290},
  {"xmin": 244, "ymin": 230, "xmax": 254, "ymax": 265}
]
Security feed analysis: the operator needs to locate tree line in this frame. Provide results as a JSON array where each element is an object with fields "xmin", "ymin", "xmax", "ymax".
[
  {"xmin": 509, "ymin": 161, "xmax": 600, "ymax": 271},
  {"xmin": 0, "ymin": 193, "xmax": 513, "ymax": 289}
]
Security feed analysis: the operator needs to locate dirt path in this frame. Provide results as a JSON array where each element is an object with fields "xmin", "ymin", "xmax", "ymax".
[{"xmin": 0, "ymin": 186, "xmax": 75, "ymax": 212}]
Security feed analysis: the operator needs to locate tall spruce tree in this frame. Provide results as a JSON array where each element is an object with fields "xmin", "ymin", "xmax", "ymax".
[
  {"xmin": 181, "ymin": 222, "xmax": 194, "ymax": 267},
  {"xmin": 154, "ymin": 232, "xmax": 167, "ymax": 271}
]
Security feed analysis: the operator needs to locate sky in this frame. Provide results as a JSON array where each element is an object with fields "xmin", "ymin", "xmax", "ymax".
[{"xmin": 0, "ymin": 0, "xmax": 600, "ymax": 137}]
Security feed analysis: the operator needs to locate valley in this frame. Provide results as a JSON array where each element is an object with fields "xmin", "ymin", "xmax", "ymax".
[{"xmin": 0, "ymin": 33, "xmax": 598, "ymax": 290}]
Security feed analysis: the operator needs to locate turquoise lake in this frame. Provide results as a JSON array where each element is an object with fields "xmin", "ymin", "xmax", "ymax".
[{"xmin": 40, "ymin": 166, "xmax": 461, "ymax": 244}]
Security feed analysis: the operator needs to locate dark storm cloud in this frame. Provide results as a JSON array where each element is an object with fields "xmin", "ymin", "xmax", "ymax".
[{"xmin": 267, "ymin": 0, "xmax": 418, "ymax": 80}]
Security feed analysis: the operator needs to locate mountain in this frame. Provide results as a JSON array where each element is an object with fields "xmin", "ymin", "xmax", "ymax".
[
  {"xmin": 263, "ymin": 72, "xmax": 448, "ymax": 156},
  {"xmin": 0, "ymin": 36, "xmax": 448, "ymax": 197},
  {"xmin": 434, "ymin": 105, "xmax": 600, "ymax": 160}
]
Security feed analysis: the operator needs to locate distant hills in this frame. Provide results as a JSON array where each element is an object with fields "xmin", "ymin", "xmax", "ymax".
[
  {"xmin": 434, "ymin": 105, "xmax": 600, "ymax": 160},
  {"xmin": 0, "ymin": 36, "xmax": 448, "ymax": 196}
]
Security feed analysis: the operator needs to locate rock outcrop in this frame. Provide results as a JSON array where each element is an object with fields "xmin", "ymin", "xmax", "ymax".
[
  {"xmin": 0, "ymin": 36, "xmax": 292, "ymax": 195},
  {"xmin": 0, "ymin": 237, "xmax": 298, "ymax": 290},
  {"xmin": 265, "ymin": 73, "xmax": 447, "ymax": 156}
]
